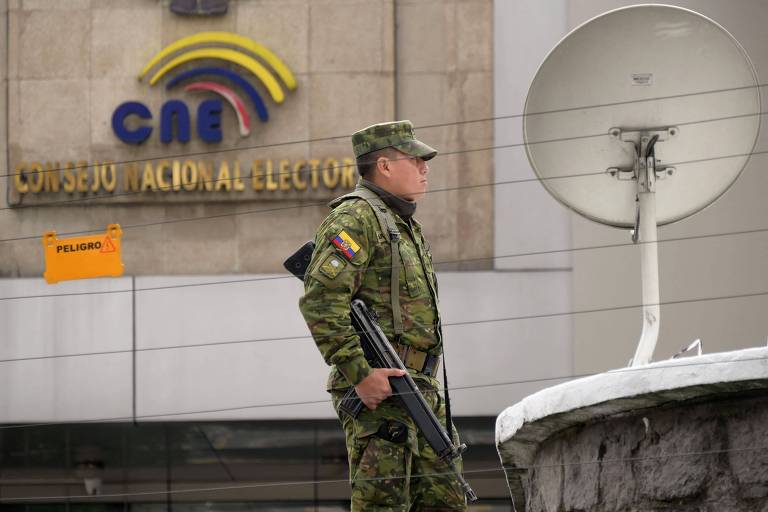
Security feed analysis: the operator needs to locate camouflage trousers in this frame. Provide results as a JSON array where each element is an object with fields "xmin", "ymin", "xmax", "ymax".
[{"xmin": 331, "ymin": 379, "xmax": 468, "ymax": 512}]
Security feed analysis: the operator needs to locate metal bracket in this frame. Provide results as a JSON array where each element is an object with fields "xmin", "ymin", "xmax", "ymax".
[
  {"xmin": 605, "ymin": 127, "xmax": 679, "ymax": 185},
  {"xmin": 631, "ymin": 196, "xmax": 640, "ymax": 243}
]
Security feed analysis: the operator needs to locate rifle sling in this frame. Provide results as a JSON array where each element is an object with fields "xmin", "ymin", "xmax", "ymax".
[{"xmin": 329, "ymin": 187, "xmax": 404, "ymax": 336}]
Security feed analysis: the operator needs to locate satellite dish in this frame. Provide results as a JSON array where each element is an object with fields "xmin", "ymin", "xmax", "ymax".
[{"xmin": 523, "ymin": 5, "xmax": 761, "ymax": 366}]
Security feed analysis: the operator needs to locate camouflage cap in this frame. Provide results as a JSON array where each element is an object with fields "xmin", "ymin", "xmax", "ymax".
[{"xmin": 352, "ymin": 120, "xmax": 437, "ymax": 161}]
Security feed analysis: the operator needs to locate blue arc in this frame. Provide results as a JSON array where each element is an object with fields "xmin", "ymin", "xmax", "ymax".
[{"xmin": 165, "ymin": 66, "xmax": 269, "ymax": 122}]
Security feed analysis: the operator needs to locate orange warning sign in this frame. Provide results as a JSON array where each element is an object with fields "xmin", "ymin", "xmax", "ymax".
[{"xmin": 43, "ymin": 224, "xmax": 125, "ymax": 284}]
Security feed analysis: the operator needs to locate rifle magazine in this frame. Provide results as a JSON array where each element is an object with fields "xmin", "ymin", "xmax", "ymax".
[{"xmin": 338, "ymin": 388, "xmax": 364, "ymax": 418}]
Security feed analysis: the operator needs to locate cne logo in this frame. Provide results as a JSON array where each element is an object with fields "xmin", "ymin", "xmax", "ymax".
[{"xmin": 112, "ymin": 32, "xmax": 297, "ymax": 144}]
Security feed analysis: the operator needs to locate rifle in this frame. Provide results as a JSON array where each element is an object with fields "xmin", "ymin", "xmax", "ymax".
[{"xmin": 284, "ymin": 240, "xmax": 478, "ymax": 502}]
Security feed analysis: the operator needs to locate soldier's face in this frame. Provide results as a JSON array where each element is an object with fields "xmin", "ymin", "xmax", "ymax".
[{"xmin": 381, "ymin": 151, "xmax": 430, "ymax": 202}]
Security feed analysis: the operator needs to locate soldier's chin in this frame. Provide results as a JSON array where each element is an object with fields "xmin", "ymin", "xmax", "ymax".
[{"xmin": 410, "ymin": 191, "xmax": 426, "ymax": 202}]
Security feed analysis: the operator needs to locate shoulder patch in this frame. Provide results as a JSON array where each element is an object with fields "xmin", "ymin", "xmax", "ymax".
[
  {"xmin": 331, "ymin": 230, "xmax": 361, "ymax": 260},
  {"xmin": 318, "ymin": 252, "xmax": 347, "ymax": 280}
]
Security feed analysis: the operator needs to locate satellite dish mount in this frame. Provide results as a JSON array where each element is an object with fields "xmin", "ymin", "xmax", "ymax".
[{"xmin": 606, "ymin": 126, "xmax": 679, "ymax": 366}]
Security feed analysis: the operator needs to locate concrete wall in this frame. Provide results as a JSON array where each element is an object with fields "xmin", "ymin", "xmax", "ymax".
[{"xmin": 0, "ymin": 270, "xmax": 571, "ymax": 422}]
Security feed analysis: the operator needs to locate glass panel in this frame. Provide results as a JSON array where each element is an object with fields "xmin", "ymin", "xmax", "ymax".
[
  {"xmin": 25, "ymin": 427, "xmax": 67, "ymax": 468},
  {"xmin": 0, "ymin": 418, "xmax": 511, "ymax": 508}
]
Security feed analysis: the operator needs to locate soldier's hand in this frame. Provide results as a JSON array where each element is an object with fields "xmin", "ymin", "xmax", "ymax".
[{"xmin": 355, "ymin": 368, "xmax": 407, "ymax": 410}]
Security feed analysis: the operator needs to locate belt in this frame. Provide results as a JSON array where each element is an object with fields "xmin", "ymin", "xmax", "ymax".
[{"xmin": 392, "ymin": 342, "xmax": 440, "ymax": 377}]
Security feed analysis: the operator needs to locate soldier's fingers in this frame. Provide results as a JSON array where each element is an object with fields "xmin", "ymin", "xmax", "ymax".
[{"xmin": 383, "ymin": 368, "xmax": 407, "ymax": 377}]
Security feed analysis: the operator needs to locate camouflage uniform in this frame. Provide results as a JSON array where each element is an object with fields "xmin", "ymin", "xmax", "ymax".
[{"xmin": 299, "ymin": 121, "xmax": 468, "ymax": 511}]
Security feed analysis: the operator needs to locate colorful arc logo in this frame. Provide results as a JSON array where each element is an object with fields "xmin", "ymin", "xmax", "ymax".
[{"xmin": 112, "ymin": 31, "xmax": 297, "ymax": 144}]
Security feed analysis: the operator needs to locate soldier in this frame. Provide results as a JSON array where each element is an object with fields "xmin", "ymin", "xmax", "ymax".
[{"xmin": 299, "ymin": 120, "xmax": 468, "ymax": 511}]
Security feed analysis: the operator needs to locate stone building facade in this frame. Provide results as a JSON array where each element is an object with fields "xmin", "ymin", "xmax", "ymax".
[{"xmin": 0, "ymin": 0, "xmax": 493, "ymax": 276}]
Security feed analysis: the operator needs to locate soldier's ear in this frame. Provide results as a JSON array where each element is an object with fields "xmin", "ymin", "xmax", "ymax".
[{"xmin": 376, "ymin": 155, "xmax": 392, "ymax": 178}]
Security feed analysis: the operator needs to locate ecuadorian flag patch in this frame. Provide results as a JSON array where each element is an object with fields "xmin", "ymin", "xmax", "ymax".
[{"xmin": 332, "ymin": 230, "xmax": 361, "ymax": 260}]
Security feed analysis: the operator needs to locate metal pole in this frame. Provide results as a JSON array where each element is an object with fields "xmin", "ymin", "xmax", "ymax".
[
  {"xmin": 165, "ymin": 424, "xmax": 172, "ymax": 512},
  {"xmin": 631, "ymin": 135, "xmax": 661, "ymax": 366},
  {"xmin": 132, "ymin": 275, "xmax": 137, "ymax": 425},
  {"xmin": 631, "ymin": 191, "xmax": 660, "ymax": 366}
]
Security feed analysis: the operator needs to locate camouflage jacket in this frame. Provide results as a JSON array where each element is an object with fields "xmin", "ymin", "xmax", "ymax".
[{"xmin": 299, "ymin": 181, "xmax": 442, "ymax": 390}]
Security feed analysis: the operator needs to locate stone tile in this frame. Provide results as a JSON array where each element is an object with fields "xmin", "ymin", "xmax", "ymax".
[
  {"xmin": 416, "ymin": 187, "xmax": 458, "ymax": 261},
  {"xmin": 9, "ymin": 144, "xmax": 92, "ymax": 166},
  {"xmin": 91, "ymin": 0, "xmax": 158, "ymax": 8},
  {"xmin": 456, "ymin": 0, "xmax": 492, "ymax": 72},
  {"xmin": 245, "ymin": 73, "xmax": 309, "ymax": 147},
  {"xmin": 412, "ymin": 144, "xmax": 461, "ymax": 265},
  {"xmin": 7, "ymin": 79, "xmax": 20, "ymax": 146},
  {"xmin": 396, "ymin": 0, "xmax": 453, "ymax": 74},
  {"xmin": 381, "ymin": 1, "xmax": 394, "ymax": 72},
  {"xmin": 17, "ymin": 79, "xmax": 91, "ymax": 149},
  {"xmin": 92, "ymin": 8, "xmax": 162, "ymax": 79},
  {"xmin": 7, "ymin": 10, "xmax": 20, "ymax": 79},
  {"xmin": 457, "ymin": 71, "xmax": 493, "ymax": 143},
  {"xmin": 22, "ymin": 0, "xmax": 90, "ymax": 9},
  {"xmin": 237, "ymin": 201, "xmax": 329, "ymax": 273},
  {"xmin": 114, "ymin": 213, "xmax": 168, "ymax": 274},
  {"xmin": 309, "ymin": 0, "xmax": 392, "ymax": 73},
  {"xmin": 308, "ymin": 137, "xmax": 350, "ymax": 162},
  {"xmin": 160, "ymin": 5, "xmax": 235, "ymax": 47},
  {"xmin": 16, "ymin": 9, "xmax": 90, "ymax": 79},
  {"xmin": 7, "ymin": 238, "xmax": 43, "ymax": 277},
  {"xmin": 236, "ymin": 1, "xmax": 309, "ymax": 74},
  {"xmin": 308, "ymin": 72, "xmax": 394, "ymax": 139},
  {"xmin": 160, "ymin": 203, "xmax": 238, "ymax": 273},
  {"xmin": 458, "ymin": 70, "xmax": 492, "ymax": 120},
  {"xmin": 0, "ymin": 243, "xmax": 16, "ymax": 277},
  {"xmin": 243, "ymin": 141, "xmax": 313, "ymax": 167},
  {"xmin": 415, "ymin": 120, "xmax": 460, "ymax": 164},
  {"xmin": 454, "ymin": 150, "xmax": 493, "ymax": 268},
  {"xmin": 397, "ymin": 72, "xmax": 460, "ymax": 129}
]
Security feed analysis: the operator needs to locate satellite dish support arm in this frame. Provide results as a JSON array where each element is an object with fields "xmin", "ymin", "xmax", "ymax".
[{"xmin": 607, "ymin": 127, "xmax": 678, "ymax": 366}]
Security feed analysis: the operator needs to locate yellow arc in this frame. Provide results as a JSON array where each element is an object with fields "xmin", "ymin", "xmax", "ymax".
[
  {"xmin": 139, "ymin": 31, "xmax": 297, "ymax": 91},
  {"xmin": 148, "ymin": 48, "xmax": 285, "ymax": 103}
]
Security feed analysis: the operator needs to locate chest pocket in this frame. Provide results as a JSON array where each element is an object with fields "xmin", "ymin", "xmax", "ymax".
[{"xmin": 399, "ymin": 241, "xmax": 428, "ymax": 298}]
